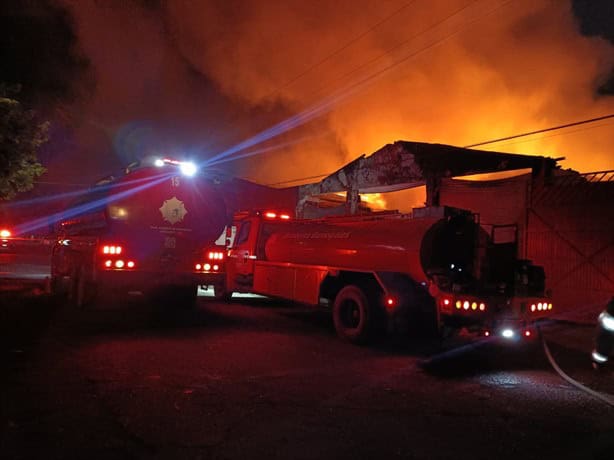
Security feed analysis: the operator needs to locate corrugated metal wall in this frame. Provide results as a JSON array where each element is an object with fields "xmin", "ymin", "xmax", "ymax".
[
  {"xmin": 527, "ymin": 172, "xmax": 614, "ymax": 321},
  {"xmin": 440, "ymin": 172, "xmax": 614, "ymax": 321}
]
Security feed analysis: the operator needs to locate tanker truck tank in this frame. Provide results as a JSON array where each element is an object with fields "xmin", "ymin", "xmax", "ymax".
[{"xmin": 263, "ymin": 211, "xmax": 483, "ymax": 288}]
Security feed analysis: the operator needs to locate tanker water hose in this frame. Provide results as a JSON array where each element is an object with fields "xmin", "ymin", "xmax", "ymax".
[{"xmin": 539, "ymin": 326, "xmax": 614, "ymax": 408}]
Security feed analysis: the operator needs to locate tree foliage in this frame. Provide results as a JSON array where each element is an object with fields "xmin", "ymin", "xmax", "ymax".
[{"xmin": 0, "ymin": 88, "xmax": 48, "ymax": 200}]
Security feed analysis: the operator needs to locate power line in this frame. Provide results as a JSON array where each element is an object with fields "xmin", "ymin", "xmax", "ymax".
[
  {"xmin": 262, "ymin": 1, "xmax": 418, "ymax": 100},
  {"xmin": 464, "ymin": 114, "xmax": 614, "ymax": 148},
  {"xmin": 264, "ymin": 114, "xmax": 614, "ymax": 187},
  {"xmin": 213, "ymin": 0, "xmax": 490, "ymax": 165}
]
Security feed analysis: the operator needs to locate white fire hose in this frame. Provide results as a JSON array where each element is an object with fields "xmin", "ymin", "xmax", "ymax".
[{"xmin": 539, "ymin": 326, "xmax": 614, "ymax": 408}]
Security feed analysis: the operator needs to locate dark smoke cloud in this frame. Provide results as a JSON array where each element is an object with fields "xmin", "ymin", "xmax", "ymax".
[
  {"xmin": 0, "ymin": 0, "xmax": 92, "ymax": 112},
  {"xmin": 5, "ymin": 0, "xmax": 613, "ymax": 192},
  {"xmin": 572, "ymin": 0, "xmax": 614, "ymax": 95}
]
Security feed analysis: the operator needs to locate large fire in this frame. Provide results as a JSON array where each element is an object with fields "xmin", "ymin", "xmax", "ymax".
[{"xmin": 63, "ymin": 0, "xmax": 613, "ymax": 190}]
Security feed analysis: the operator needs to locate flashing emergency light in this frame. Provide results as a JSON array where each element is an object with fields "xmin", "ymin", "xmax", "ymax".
[
  {"xmin": 155, "ymin": 158, "xmax": 198, "ymax": 176},
  {"xmin": 0, "ymin": 229, "xmax": 11, "ymax": 238},
  {"xmin": 501, "ymin": 329, "xmax": 515, "ymax": 339},
  {"xmin": 180, "ymin": 161, "xmax": 197, "ymax": 177}
]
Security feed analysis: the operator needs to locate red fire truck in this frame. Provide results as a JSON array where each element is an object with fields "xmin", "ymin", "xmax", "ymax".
[
  {"xmin": 50, "ymin": 158, "xmax": 228, "ymax": 308},
  {"xmin": 216, "ymin": 207, "xmax": 553, "ymax": 343}
]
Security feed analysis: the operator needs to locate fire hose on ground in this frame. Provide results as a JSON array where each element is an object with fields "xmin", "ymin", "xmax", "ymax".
[{"xmin": 538, "ymin": 326, "xmax": 614, "ymax": 408}]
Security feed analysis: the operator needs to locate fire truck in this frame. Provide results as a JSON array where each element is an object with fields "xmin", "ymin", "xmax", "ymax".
[
  {"xmin": 216, "ymin": 206, "xmax": 553, "ymax": 343},
  {"xmin": 50, "ymin": 158, "xmax": 228, "ymax": 308}
]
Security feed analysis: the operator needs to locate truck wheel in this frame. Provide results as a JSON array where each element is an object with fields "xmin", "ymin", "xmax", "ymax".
[
  {"xmin": 71, "ymin": 265, "xmax": 96, "ymax": 309},
  {"xmin": 333, "ymin": 285, "xmax": 372, "ymax": 344},
  {"xmin": 174, "ymin": 285, "xmax": 198, "ymax": 309},
  {"xmin": 213, "ymin": 283, "xmax": 233, "ymax": 302}
]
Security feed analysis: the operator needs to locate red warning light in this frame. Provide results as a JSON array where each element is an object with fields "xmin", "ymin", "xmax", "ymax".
[{"xmin": 385, "ymin": 296, "xmax": 396, "ymax": 309}]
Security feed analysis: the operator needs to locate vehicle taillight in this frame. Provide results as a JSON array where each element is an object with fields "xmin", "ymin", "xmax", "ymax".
[
  {"xmin": 101, "ymin": 243, "xmax": 135, "ymax": 270},
  {"xmin": 530, "ymin": 302, "xmax": 553, "ymax": 312},
  {"xmin": 0, "ymin": 229, "xmax": 11, "ymax": 238},
  {"xmin": 207, "ymin": 251, "xmax": 224, "ymax": 260},
  {"xmin": 453, "ymin": 298, "xmax": 487, "ymax": 312},
  {"xmin": 384, "ymin": 296, "xmax": 396, "ymax": 310},
  {"xmin": 102, "ymin": 245, "xmax": 123, "ymax": 255}
]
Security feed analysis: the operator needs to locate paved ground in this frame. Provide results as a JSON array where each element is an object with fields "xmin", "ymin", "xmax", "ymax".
[{"xmin": 1, "ymin": 293, "xmax": 613, "ymax": 460}]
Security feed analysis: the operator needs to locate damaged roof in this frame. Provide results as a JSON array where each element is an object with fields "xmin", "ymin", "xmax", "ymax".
[{"xmin": 299, "ymin": 141, "xmax": 559, "ymax": 195}]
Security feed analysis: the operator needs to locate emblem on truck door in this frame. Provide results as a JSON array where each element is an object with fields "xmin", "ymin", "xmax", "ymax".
[{"xmin": 159, "ymin": 196, "xmax": 188, "ymax": 225}]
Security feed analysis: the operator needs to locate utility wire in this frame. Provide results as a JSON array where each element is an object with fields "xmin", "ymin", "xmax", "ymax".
[
  {"xmin": 464, "ymin": 114, "xmax": 614, "ymax": 148},
  {"xmin": 261, "ymin": 0, "xmax": 418, "ymax": 100},
  {"xmin": 216, "ymin": 0, "xmax": 486, "ymax": 166},
  {"xmin": 265, "ymin": 113, "xmax": 614, "ymax": 187}
]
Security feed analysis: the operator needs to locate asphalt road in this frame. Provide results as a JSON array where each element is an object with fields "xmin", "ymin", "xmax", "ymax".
[{"xmin": 1, "ymin": 293, "xmax": 613, "ymax": 460}]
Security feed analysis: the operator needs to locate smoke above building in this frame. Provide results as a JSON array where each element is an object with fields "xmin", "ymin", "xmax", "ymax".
[{"xmin": 6, "ymin": 0, "xmax": 614, "ymax": 187}]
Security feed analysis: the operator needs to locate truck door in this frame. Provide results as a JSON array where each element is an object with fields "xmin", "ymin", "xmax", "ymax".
[{"xmin": 226, "ymin": 217, "xmax": 260, "ymax": 291}]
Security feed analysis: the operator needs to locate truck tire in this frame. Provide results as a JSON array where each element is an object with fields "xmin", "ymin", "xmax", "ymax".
[
  {"xmin": 333, "ymin": 285, "xmax": 372, "ymax": 344},
  {"xmin": 170, "ymin": 285, "xmax": 198, "ymax": 309},
  {"xmin": 213, "ymin": 282, "xmax": 233, "ymax": 302},
  {"xmin": 72, "ymin": 265, "xmax": 96, "ymax": 309}
]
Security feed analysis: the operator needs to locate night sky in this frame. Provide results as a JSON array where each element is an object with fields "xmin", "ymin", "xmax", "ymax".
[{"xmin": 1, "ymin": 0, "xmax": 613, "ymax": 191}]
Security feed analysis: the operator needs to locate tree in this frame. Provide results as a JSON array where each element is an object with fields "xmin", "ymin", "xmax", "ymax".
[{"xmin": 0, "ymin": 88, "xmax": 48, "ymax": 200}]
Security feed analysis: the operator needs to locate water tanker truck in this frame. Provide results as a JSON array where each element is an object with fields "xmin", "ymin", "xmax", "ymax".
[
  {"xmin": 51, "ymin": 158, "xmax": 228, "ymax": 308},
  {"xmin": 219, "ymin": 206, "xmax": 553, "ymax": 343}
]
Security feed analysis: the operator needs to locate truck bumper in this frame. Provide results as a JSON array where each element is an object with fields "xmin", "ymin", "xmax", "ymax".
[{"xmin": 95, "ymin": 270, "xmax": 210, "ymax": 292}]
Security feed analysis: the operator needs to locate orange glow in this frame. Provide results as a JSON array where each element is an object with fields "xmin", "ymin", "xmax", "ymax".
[{"xmin": 361, "ymin": 193, "xmax": 387, "ymax": 210}]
